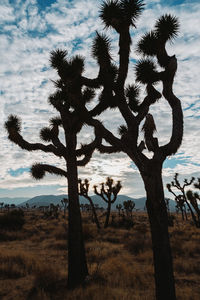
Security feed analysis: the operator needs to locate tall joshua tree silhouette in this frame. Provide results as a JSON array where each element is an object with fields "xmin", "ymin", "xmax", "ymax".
[
  {"xmin": 5, "ymin": 51, "xmax": 102, "ymax": 288},
  {"xmin": 69, "ymin": 1, "xmax": 182, "ymax": 298},
  {"xmin": 5, "ymin": 0, "xmax": 184, "ymax": 297}
]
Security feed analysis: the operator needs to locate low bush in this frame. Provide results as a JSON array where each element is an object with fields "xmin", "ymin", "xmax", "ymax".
[
  {"xmin": 0, "ymin": 209, "xmax": 25, "ymax": 230},
  {"xmin": 111, "ymin": 216, "xmax": 134, "ymax": 229}
]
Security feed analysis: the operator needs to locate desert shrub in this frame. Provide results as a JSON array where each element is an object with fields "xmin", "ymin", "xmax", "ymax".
[
  {"xmin": 0, "ymin": 209, "xmax": 25, "ymax": 230},
  {"xmin": 83, "ymin": 224, "xmax": 96, "ymax": 241},
  {"xmin": 124, "ymin": 233, "xmax": 151, "ymax": 255},
  {"xmin": 33, "ymin": 266, "xmax": 62, "ymax": 293},
  {"xmin": 0, "ymin": 251, "xmax": 37, "ymax": 279},
  {"xmin": 111, "ymin": 216, "xmax": 134, "ymax": 229}
]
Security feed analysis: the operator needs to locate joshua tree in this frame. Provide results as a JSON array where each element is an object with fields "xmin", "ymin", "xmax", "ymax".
[
  {"xmin": 167, "ymin": 173, "xmax": 200, "ymax": 227},
  {"xmin": 116, "ymin": 203, "xmax": 122, "ymax": 217},
  {"xmin": 61, "ymin": 197, "xmax": 68, "ymax": 217},
  {"xmin": 123, "ymin": 199, "xmax": 135, "ymax": 219},
  {"xmin": 5, "ymin": 50, "xmax": 102, "ymax": 288},
  {"xmin": 186, "ymin": 178, "xmax": 200, "ymax": 225},
  {"xmin": 94, "ymin": 177, "xmax": 122, "ymax": 228},
  {"xmin": 66, "ymin": 1, "xmax": 183, "ymax": 298},
  {"xmin": 78, "ymin": 179, "xmax": 101, "ymax": 229}
]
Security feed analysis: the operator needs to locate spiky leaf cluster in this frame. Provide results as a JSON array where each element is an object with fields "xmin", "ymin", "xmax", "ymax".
[
  {"xmin": 5, "ymin": 115, "xmax": 21, "ymax": 132},
  {"xmin": 31, "ymin": 163, "xmax": 46, "ymax": 180},
  {"xmin": 40, "ymin": 127, "xmax": 53, "ymax": 142},
  {"xmin": 100, "ymin": 0, "xmax": 122, "ymax": 30},
  {"xmin": 82, "ymin": 88, "xmax": 95, "ymax": 104},
  {"xmin": 69, "ymin": 55, "xmax": 85, "ymax": 75},
  {"xmin": 120, "ymin": 0, "xmax": 144, "ymax": 27},
  {"xmin": 48, "ymin": 90, "xmax": 68, "ymax": 109},
  {"xmin": 155, "ymin": 14, "xmax": 179, "ymax": 42},
  {"xmin": 118, "ymin": 124, "xmax": 128, "ymax": 136},
  {"xmin": 125, "ymin": 84, "xmax": 140, "ymax": 112},
  {"xmin": 50, "ymin": 49, "xmax": 85, "ymax": 80},
  {"xmin": 50, "ymin": 49, "xmax": 68, "ymax": 69},
  {"xmin": 92, "ymin": 32, "xmax": 112, "ymax": 63},
  {"xmin": 135, "ymin": 59, "xmax": 159, "ymax": 84},
  {"xmin": 49, "ymin": 117, "xmax": 62, "ymax": 127},
  {"xmin": 100, "ymin": 0, "xmax": 144, "ymax": 30},
  {"xmin": 137, "ymin": 31, "xmax": 158, "ymax": 56}
]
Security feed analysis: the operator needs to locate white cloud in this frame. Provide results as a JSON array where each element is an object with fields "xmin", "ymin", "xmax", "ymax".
[{"xmin": 0, "ymin": 0, "xmax": 200, "ymax": 198}]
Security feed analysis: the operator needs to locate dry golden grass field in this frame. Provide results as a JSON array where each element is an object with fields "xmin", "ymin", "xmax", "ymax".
[{"xmin": 0, "ymin": 210, "xmax": 200, "ymax": 300}]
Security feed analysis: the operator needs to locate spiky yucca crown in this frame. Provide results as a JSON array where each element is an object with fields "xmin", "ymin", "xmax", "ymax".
[
  {"xmin": 137, "ymin": 14, "xmax": 179, "ymax": 57},
  {"xmin": 135, "ymin": 59, "xmax": 159, "ymax": 84},
  {"xmin": 31, "ymin": 163, "xmax": 46, "ymax": 180},
  {"xmin": 5, "ymin": 115, "xmax": 21, "ymax": 133},
  {"xmin": 50, "ymin": 49, "xmax": 85, "ymax": 80},
  {"xmin": 125, "ymin": 84, "xmax": 140, "ymax": 112},
  {"xmin": 92, "ymin": 32, "xmax": 112, "ymax": 63},
  {"xmin": 100, "ymin": 0, "xmax": 144, "ymax": 31}
]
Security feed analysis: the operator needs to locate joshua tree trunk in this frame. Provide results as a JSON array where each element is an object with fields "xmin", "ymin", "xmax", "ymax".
[
  {"xmin": 67, "ymin": 134, "xmax": 88, "ymax": 288},
  {"xmin": 87, "ymin": 197, "xmax": 101, "ymax": 229},
  {"xmin": 184, "ymin": 197, "xmax": 200, "ymax": 228},
  {"xmin": 104, "ymin": 201, "xmax": 111, "ymax": 228},
  {"xmin": 142, "ymin": 162, "xmax": 176, "ymax": 300}
]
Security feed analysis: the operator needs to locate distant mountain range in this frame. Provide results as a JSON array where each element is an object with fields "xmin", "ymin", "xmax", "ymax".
[
  {"xmin": 0, "ymin": 194, "xmax": 177, "ymax": 211},
  {"xmin": 0, "ymin": 197, "xmax": 29, "ymax": 205}
]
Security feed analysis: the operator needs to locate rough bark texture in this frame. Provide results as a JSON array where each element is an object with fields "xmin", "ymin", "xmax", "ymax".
[
  {"xmin": 67, "ymin": 134, "xmax": 88, "ymax": 288},
  {"xmin": 142, "ymin": 162, "xmax": 176, "ymax": 300}
]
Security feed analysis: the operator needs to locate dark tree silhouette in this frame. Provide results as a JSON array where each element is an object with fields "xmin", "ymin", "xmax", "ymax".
[
  {"xmin": 94, "ymin": 177, "xmax": 122, "ymax": 228},
  {"xmin": 186, "ymin": 177, "xmax": 200, "ymax": 224},
  {"xmin": 116, "ymin": 203, "xmax": 122, "ymax": 217},
  {"xmin": 123, "ymin": 199, "xmax": 135, "ymax": 219},
  {"xmin": 78, "ymin": 179, "xmax": 101, "ymax": 229},
  {"xmin": 5, "ymin": 0, "xmax": 184, "ymax": 297},
  {"xmin": 167, "ymin": 173, "xmax": 199, "ymax": 227},
  {"xmin": 4, "ymin": 51, "xmax": 102, "ymax": 288},
  {"xmin": 67, "ymin": 1, "xmax": 182, "ymax": 298},
  {"xmin": 61, "ymin": 197, "xmax": 68, "ymax": 217}
]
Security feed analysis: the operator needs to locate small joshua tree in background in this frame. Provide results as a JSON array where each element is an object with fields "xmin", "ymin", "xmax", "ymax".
[
  {"xmin": 123, "ymin": 199, "xmax": 135, "ymax": 219},
  {"xmin": 186, "ymin": 177, "xmax": 200, "ymax": 226},
  {"xmin": 167, "ymin": 173, "xmax": 200, "ymax": 227},
  {"xmin": 94, "ymin": 177, "xmax": 122, "ymax": 228},
  {"xmin": 116, "ymin": 203, "xmax": 122, "ymax": 217},
  {"xmin": 78, "ymin": 179, "xmax": 101, "ymax": 229},
  {"xmin": 61, "ymin": 198, "xmax": 68, "ymax": 217}
]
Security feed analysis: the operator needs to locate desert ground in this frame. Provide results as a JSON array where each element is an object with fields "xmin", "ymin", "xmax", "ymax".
[{"xmin": 0, "ymin": 210, "xmax": 200, "ymax": 300}]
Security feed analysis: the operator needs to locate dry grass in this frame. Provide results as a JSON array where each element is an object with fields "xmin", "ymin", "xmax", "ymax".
[{"xmin": 0, "ymin": 211, "xmax": 199, "ymax": 299}]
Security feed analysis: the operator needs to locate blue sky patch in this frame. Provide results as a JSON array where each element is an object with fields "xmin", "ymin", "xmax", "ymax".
[{"xmin": 8, "ymin": 167, "xmax": 30, "ymax": 177}]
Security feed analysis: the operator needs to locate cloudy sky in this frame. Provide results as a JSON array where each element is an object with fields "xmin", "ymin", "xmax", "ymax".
[{"xmin": 0, "ymin": 0, "xmax": 199, "ymax": 199}]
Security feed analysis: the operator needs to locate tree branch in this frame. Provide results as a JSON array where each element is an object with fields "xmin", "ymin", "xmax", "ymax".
[
  {"xmin": 31, "ymin": 163, "xmax": 68, "ymax": 179},
  {"xmin": 8, "ymin": 129, "xmax": 63, "ymax": 157}
]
